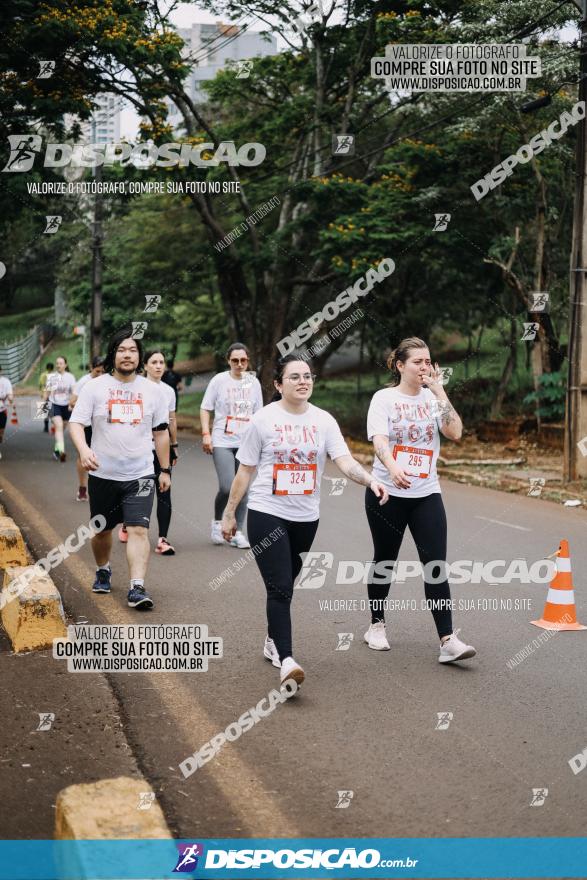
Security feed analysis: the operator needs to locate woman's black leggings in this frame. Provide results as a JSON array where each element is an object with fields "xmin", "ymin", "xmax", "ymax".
[
  {"xmin": 247, "ymin": 509, "xmax": 319, "ymax": 662},
  {"xmin": 153, "ymin": 452, "xmax": 172, "ymax": 539},
  {"xmin": 365, "ymin": 489, "xmax": 453, "ymax": 639}
]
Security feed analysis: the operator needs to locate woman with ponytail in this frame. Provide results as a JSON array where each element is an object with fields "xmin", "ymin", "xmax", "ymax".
[{"xmin": 364, "ymin": 337, "xmax": 477, "ymax": 663}]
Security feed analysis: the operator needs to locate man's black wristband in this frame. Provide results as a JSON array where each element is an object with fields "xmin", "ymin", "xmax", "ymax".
[{"xmin": 159, "ymin": 467, "xmax": 172, "ymax": 475}]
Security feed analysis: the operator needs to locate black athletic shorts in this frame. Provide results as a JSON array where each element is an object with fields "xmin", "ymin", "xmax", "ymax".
[
  {"xmin": 0, "ymin": 411, "xmax": 6, "ymax": 429},
  {"xmin": 50, "ymin": 403, "xmax": 71, "ymax": 421},
  {"xmin": 88, "ymin": 474, "xmax": 156, "ymax": 532}
]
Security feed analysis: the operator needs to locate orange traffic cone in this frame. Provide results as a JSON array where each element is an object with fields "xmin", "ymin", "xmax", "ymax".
[
  {"xmin": 531, "ymin": 540, "xmax": 586, "ymax": 631},
  {"xmin": 10, "ymin": 406, "xmax": 18, "ymax": 425}
]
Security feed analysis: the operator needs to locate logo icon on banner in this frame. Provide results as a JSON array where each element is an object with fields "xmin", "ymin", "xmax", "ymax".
[
  {"xmin": 433, "ymin": 213, "xmax": 451, "ymax": 231},
  {"xmin": 137, "ymin": 791, "xmax": 155, "ymax": 810},
  {"xmin": 2, "ymin": 135, "xmax": 43, "ymax": 172},
  {"xmin": 335, "ymin": 790, "xmax": 354, "ymax": 809},
  {"xmin": 37, "ymin": 60, "xmax": 56, "ymax": 79},
  {"xmin": 135, "ymin": 479, "xmax": 153, "ymax": 498},
  {"xmin": 44, "ymin": 215, "xmax": 62, "ymax": 234},
  {"xmin": 235, "ymin": 59, "xmax": 253, "ymax": 78},
  {"xmin": 292, "ymin": 0, "xmax": 323, "ymax": 36},
  {"xmin": 435, "ymin": 711, "xmax": 453, "ymax": 730},
  {"xmin": 36, "ymin": 712, "xmax": 55, "ymax": 731},
  {"xmin": 143, "ymin": 295, "xmax": 161, "ymax": 313},
  {"xmin": 530, "ymin": 292, "xmax": 549, "ymax": 312},
  {"xmin": 324, "ymin": 476, "xmax": 347, "ymax": 496},
  {"xmin": 33, "ymin": 400, "xmax": 50, "ymax": 420},
  {"xmin": 530, "ymin": 788, "xmax": 548, "ymax": 806},
  {"xmin": 332, "ymin": 134, "xmax": 355, "ymax": 156},
  {"xmin": 296, "ymin": 552, "xmax": 334, "ymax": 589},
  {"xmin": 131, "ymin": 321, "xmax": 148, "ymax": 339},
  {"xmin": 173, "ymin": 843, "xmax": 204, "ymax": 872},
  {"xmin": 527, "ymin": 477, "xmax": 545, "ymax": 497},
  {"xmin": 335, "ymin": 633, "xmax": 354, "ymax": 651},
  {"xmin": 522, "ymin": 322, "xmax": 539, "ymax": 341}
]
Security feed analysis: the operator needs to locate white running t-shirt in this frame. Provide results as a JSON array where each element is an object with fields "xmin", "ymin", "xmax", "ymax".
[
  {"xmin": 0, "ymin": 377, "xmax": 13, "ymax": 412},
  {"xmin": 70, "ymin": 373, "xmax": 169, "ymax": 481},
  {"xmin": 367, "ymin": 386, "xmax": 442, "ymax": 498},
  {"xmin": 46, "ymin": 371, "xmax": 76, "ymax": 406},
  {"xmin": 73, "ymin": 373, "xmax": 94, "ymax": 396},
  {"xmin": 149, "ymin": 380, "xmax": 175, "ymax": 450},
  {"xmin": 201, "ymin": 371, "xmax": 263, "ymax": 448},
  {"xmin": 237, "ymin": 401, "xmax": 350, "ymax": 521}
]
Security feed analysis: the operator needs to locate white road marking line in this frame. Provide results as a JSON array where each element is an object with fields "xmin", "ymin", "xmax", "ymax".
[{"xmin": 475, "ymin": 516, "xmax": 531, "ymax": 532}]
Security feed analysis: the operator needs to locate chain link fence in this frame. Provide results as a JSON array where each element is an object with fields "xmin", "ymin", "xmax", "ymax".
[{"xmin": 0, "ymin": 324, "xmax": 56, "ymax": 383}]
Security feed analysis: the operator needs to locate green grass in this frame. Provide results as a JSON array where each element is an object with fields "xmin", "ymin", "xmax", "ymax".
[
  {"xmin": 0, "ymin": 307, "xmax": 54, "ymax": 343},
  {"xmin": 176, "ymin": 391, "xmax": 205, "ymax": 416}
]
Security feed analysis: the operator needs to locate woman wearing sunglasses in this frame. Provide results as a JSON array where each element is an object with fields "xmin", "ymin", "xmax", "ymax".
[
  {"xmin": 200, "ymin": 343, "xmax": 263, "ymax": 549},
  {"xmin": 221, "ymin": 354, "xmax": 389, "ymax": 689}
]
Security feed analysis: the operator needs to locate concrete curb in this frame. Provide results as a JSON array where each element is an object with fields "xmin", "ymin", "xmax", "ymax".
[
  {"xmin": 2, "ymin": 564, "xmax": 67, "ymax": 652},
  {"xmin": 55, "ymin": 777, "xmax": 172, "ymax": 839},
  {"xmin": 0, "ymin": 515, "xmax": 27, "ymax": 567}
]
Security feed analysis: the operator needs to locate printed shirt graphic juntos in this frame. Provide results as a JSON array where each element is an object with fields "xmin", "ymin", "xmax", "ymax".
[
  {"xmin": 201, "ymin": 371, "xmax": 264, "ymax": 448},
  {"xmin": 70, "ymin": 373, "xmax": 169, "ymax": 481},
  {"xmin": 367, "ymin": 387, "xmax": 442, "ymax": 498},
  {"xmin": 237, "ymin": 401, "xmax": 350, "ymax": 521},
  {"xmin": 46, "ymin": 371, "xmax": 76, "ymax": 406}
]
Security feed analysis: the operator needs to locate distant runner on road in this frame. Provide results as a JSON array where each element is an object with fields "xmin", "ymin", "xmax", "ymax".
[
  {"xmin": 201, "ymin": 343, "xmax": 263, "ymax": 549},
  {"xmin": 38, "ymin": 361, "xmax": 53, "ymax": 433},
  {"xmin": 365, "ymin": 336, "xmax": 476, "ymax": 663},
  {"xmin": 119, "ymin": 349, "xmax": 178, "ymax": 555},
  {"xmin": 221, "ymin": 354, "xmax": 388, "ymax": 689},
  {"xmin": 69, "ymin": 356, "xmax": 105, "ymax": 501},
  {"xmin": 0, "ymin": 365, "xmax": 13, "ymax": 459},
  {"xmin": 69, "ymin": 325, "xmax": 171, "ymax": 610},
  {"xmin": 43, "ymin": 356, "xmax": 76, "ymax": 462}
]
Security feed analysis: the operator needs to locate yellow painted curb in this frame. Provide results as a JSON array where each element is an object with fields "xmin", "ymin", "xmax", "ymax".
[
  {"xmin": 55, "ymin": 777, "xmax": 172, "ymax": 839},
  {"xmin": 2, "ymin": 565, "xmax": 67, "ymax": 652},
  {"xmin": 0, "ymin": 515, "xmax": 27, "ymax": 567}
]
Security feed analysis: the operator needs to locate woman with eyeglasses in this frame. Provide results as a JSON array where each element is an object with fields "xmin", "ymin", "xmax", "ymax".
[
  {"xmin": 221, "ymin": 354, "xmax": 389, "ymax": 689},
  {"xmin": 200, "ymin": 343, "xmax": 263, "ymax": 549}
]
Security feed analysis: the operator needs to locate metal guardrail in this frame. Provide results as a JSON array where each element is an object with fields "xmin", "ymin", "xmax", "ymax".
[{"xmin": 0, "ymin": 323, "xmax": 56, "ymax": 383}]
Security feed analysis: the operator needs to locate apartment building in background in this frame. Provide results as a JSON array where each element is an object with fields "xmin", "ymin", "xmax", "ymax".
[
  {"xmin": 167, "ymin": 21, "xmax": 277, "ymax": 124},
  {"xmin": 65, "ymin": 92, "xmax": 122, "ymax": 143}
]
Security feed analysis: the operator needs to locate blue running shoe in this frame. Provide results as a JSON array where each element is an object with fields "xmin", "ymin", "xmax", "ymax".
[
  {"xmin": 92, "ymin": 567, "xmax": 112, "ymax": 594},
  {"xmin": 127, "ymin": 585, "xmax": 153, "ymax": 609}
]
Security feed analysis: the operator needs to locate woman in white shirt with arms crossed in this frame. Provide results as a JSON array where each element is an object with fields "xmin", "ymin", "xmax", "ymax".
[
  {"xmin": 201, "ymin": 343, "xmax": 263, "ymax": 549},
  {"xmin": 222, "ymin": 354, "xmax": 388, "ymax": 689},
  {"xmin": 364, "ymin": 337, "xmax": 476, "ymax": 663}
]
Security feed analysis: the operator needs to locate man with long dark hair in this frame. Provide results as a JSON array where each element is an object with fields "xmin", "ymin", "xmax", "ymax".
[{"xmin": 69, "ymin": 325, "xmax": 171, "ymax": 609}]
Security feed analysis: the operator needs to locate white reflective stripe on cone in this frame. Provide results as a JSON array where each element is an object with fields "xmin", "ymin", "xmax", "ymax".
[
  {"xmin": 546, "ymin": 588, "xmax": 575, "ymax": 605},
  {"xmin": 556, "ymin": 557, "xmax": 572, "ymax": 572}
]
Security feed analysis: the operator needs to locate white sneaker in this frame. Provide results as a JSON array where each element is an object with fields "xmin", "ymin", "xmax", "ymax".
[
  {"xmin": 364, "ymin": 621, "xmax": 390, "ymax": 650},
  {"xmin": 231, "ymin": 530, "xmax": 250, "ymax": 549},
  {"xmin": 211, "ymin": 520, "xmax": 226, "ymax": 545},
  {"xmin": 263, "ymin": 635, "xmax": 281, "ymax": 668},
  {"xmin": 280, "ymin": 656, "xmax": 305, "ymax": 687},
  {"xmin": 438, "ymin": 630, "xmax": 476, "ymax": 663}
]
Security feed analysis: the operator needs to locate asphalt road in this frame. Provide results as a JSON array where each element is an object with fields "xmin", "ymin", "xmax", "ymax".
[{"xmin": 2, "ymin": 398, "xmax": 587, "ymax": 842}]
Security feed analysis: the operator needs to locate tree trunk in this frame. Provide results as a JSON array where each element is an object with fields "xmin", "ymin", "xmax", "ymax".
[{"xmin": 490, "ymin": 314, "xmax": 517, "ymax": 419}]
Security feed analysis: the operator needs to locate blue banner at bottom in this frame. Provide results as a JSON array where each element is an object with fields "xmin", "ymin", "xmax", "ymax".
[{"xmin": 0, "ymin": 838, "xmax": 585, "ymax": 879}]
